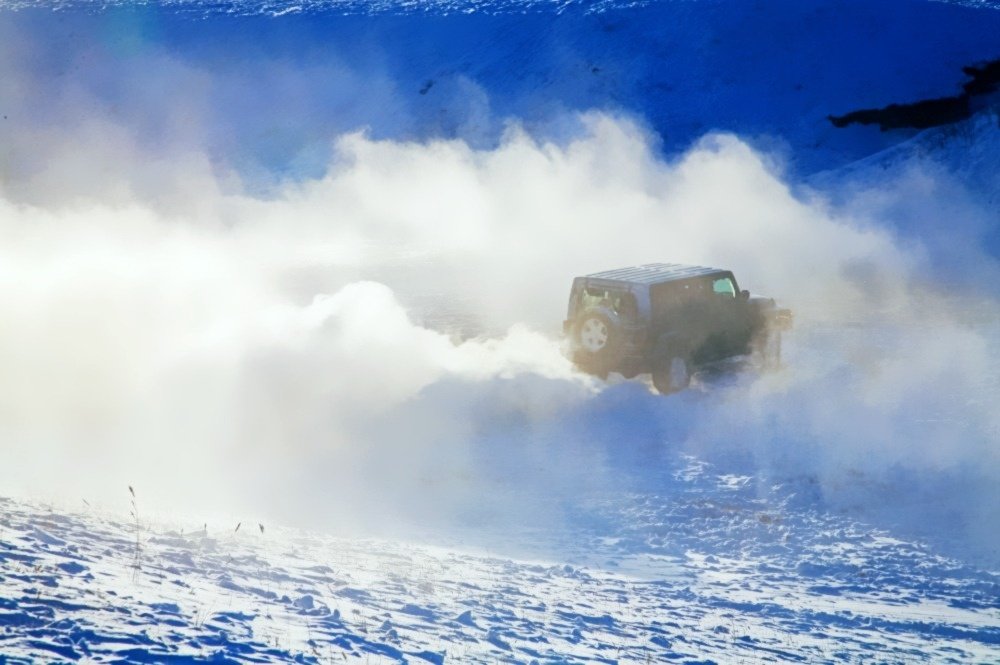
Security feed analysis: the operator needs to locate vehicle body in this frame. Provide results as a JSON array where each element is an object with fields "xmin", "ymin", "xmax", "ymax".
[{"xmin": 564, "ymin": 263, "xmax": 792, "ymax": 393}]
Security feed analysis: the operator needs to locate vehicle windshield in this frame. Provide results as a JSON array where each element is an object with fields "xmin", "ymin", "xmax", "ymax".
[{"xmin": 712, "ymin": 276, "xmax": 737, "ymax": 298}]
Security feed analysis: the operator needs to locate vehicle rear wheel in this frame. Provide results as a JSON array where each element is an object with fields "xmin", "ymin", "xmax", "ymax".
[{"xmin": 651, "ymin": 355, "xmax": 690, "ymax": 395}]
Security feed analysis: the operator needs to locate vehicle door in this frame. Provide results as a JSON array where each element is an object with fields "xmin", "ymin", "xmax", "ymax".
[
  {"xmin": 650, "ymin": 279, "xmax": 713, "ymax": 356},
  {"xmin": 705, "ymin": 274, "xmax": 753, "ymax": 356}
]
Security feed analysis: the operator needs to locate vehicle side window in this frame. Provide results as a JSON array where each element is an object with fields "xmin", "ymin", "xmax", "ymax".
[
  {"xmin": 651, "ymin": 283, "xmax": 688, "ymax": 326},
  {"xmin": 712, "ymin": 277, "xmax": 736, "ymax": 298},
  {"xmin": 616, "ymin": 293, "xmax": 637, "ymax": 321},
  {"xmin": 651, "ymin": 283, "xmax": 680, "ymax": 312},
  {"xmin": 664, "ymin": 280, "xmax": 708, "ymax": 304},
  {"xmin": 683, "ymin": 281, "xmax": 709, "ymax": 300}
]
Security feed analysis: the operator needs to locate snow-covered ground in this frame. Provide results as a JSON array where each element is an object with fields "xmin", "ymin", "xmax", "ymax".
[{"xmin": 3, "ymin": 446, "xmax": 998, "ymax": 664}]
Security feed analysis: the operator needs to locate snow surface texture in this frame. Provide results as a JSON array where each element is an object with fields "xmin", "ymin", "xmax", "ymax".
[
  {"xmin": 2, "ymin": 453, "xmax": 999, "ymax": 664},
  {"xmin": 2, "ymin": 1, "xmax": 1000, "ymax": 663},
  {"xmin": 3, "ymin": 0, "xmax": 1000, "ymax": 15}
]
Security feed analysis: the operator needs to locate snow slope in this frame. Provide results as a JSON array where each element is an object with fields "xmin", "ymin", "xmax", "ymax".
[
  {"xmin": 2, "ymin": 0, "xmax": 999, "ymax": 189},
  {"xmin": 2, "ymin": 446, "xmax": 999, "ymax": 664}
]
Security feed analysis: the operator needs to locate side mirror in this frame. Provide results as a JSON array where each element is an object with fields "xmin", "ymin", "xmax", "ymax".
[{"xmin": 740, "ymin": 290, "xmax": 750, "ymax": 301}]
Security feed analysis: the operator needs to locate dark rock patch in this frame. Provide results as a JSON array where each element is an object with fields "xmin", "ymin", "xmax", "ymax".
[{"xmin": 829, "ymin": 57, "xmax": 999, "ymax": 131}]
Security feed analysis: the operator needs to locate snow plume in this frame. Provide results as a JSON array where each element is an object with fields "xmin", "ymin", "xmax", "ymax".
[{"xmin": 2, "ymin": 97, "xmax": 999, "ymax": 558}]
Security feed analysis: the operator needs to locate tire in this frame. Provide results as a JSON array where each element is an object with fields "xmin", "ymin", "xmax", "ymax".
[
  {"xmin": 651, "ymin": 355, "xmax": 691, "ymax": 395},
  {"xmin": 572, "ymin": 308, "xmax": 624, "ymax": 375}
]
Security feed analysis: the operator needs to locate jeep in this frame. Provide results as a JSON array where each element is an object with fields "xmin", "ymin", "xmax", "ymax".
[{"xmin": 564, "ymin": 263, "xmax": 792, "ymax": 394}]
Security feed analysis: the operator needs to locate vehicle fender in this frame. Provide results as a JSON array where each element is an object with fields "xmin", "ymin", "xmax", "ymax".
[
  {"xmin": 747, "ymin": 294, "xmax": 776, "ymax": 309},
  {"xmin": 748, "ymin": 295, "xmax": 792, "ymax": 330}
]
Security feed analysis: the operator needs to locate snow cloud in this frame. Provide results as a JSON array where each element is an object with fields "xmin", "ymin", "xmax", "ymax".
[{"xmin": 1, "ymin": 23, "xmax": 998, "ymax": 561}]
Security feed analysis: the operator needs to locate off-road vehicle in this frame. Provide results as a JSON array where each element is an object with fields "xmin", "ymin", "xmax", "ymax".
[{"xmin": 564, "ymin": 263, "xmax": 792, "ymax": 394}]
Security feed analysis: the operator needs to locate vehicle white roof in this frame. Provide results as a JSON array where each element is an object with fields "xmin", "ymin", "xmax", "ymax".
[{"xmin": 583, "ymin": 263, "xmax": 726, "ymax": 285}]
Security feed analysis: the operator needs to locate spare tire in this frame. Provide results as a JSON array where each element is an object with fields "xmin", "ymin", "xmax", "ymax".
[{"xmin": 572, "ymin": 307, "xmax": 625, "ymax": 375}]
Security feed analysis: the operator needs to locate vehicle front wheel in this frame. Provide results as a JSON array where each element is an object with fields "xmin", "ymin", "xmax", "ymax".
[
  {"xmin": 651, "ymin": 355, "xmax": 691, "ymax": 395},
  {"xmin": 760, "ymin": 330, "xmax": 782, "ymax": 370}
]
